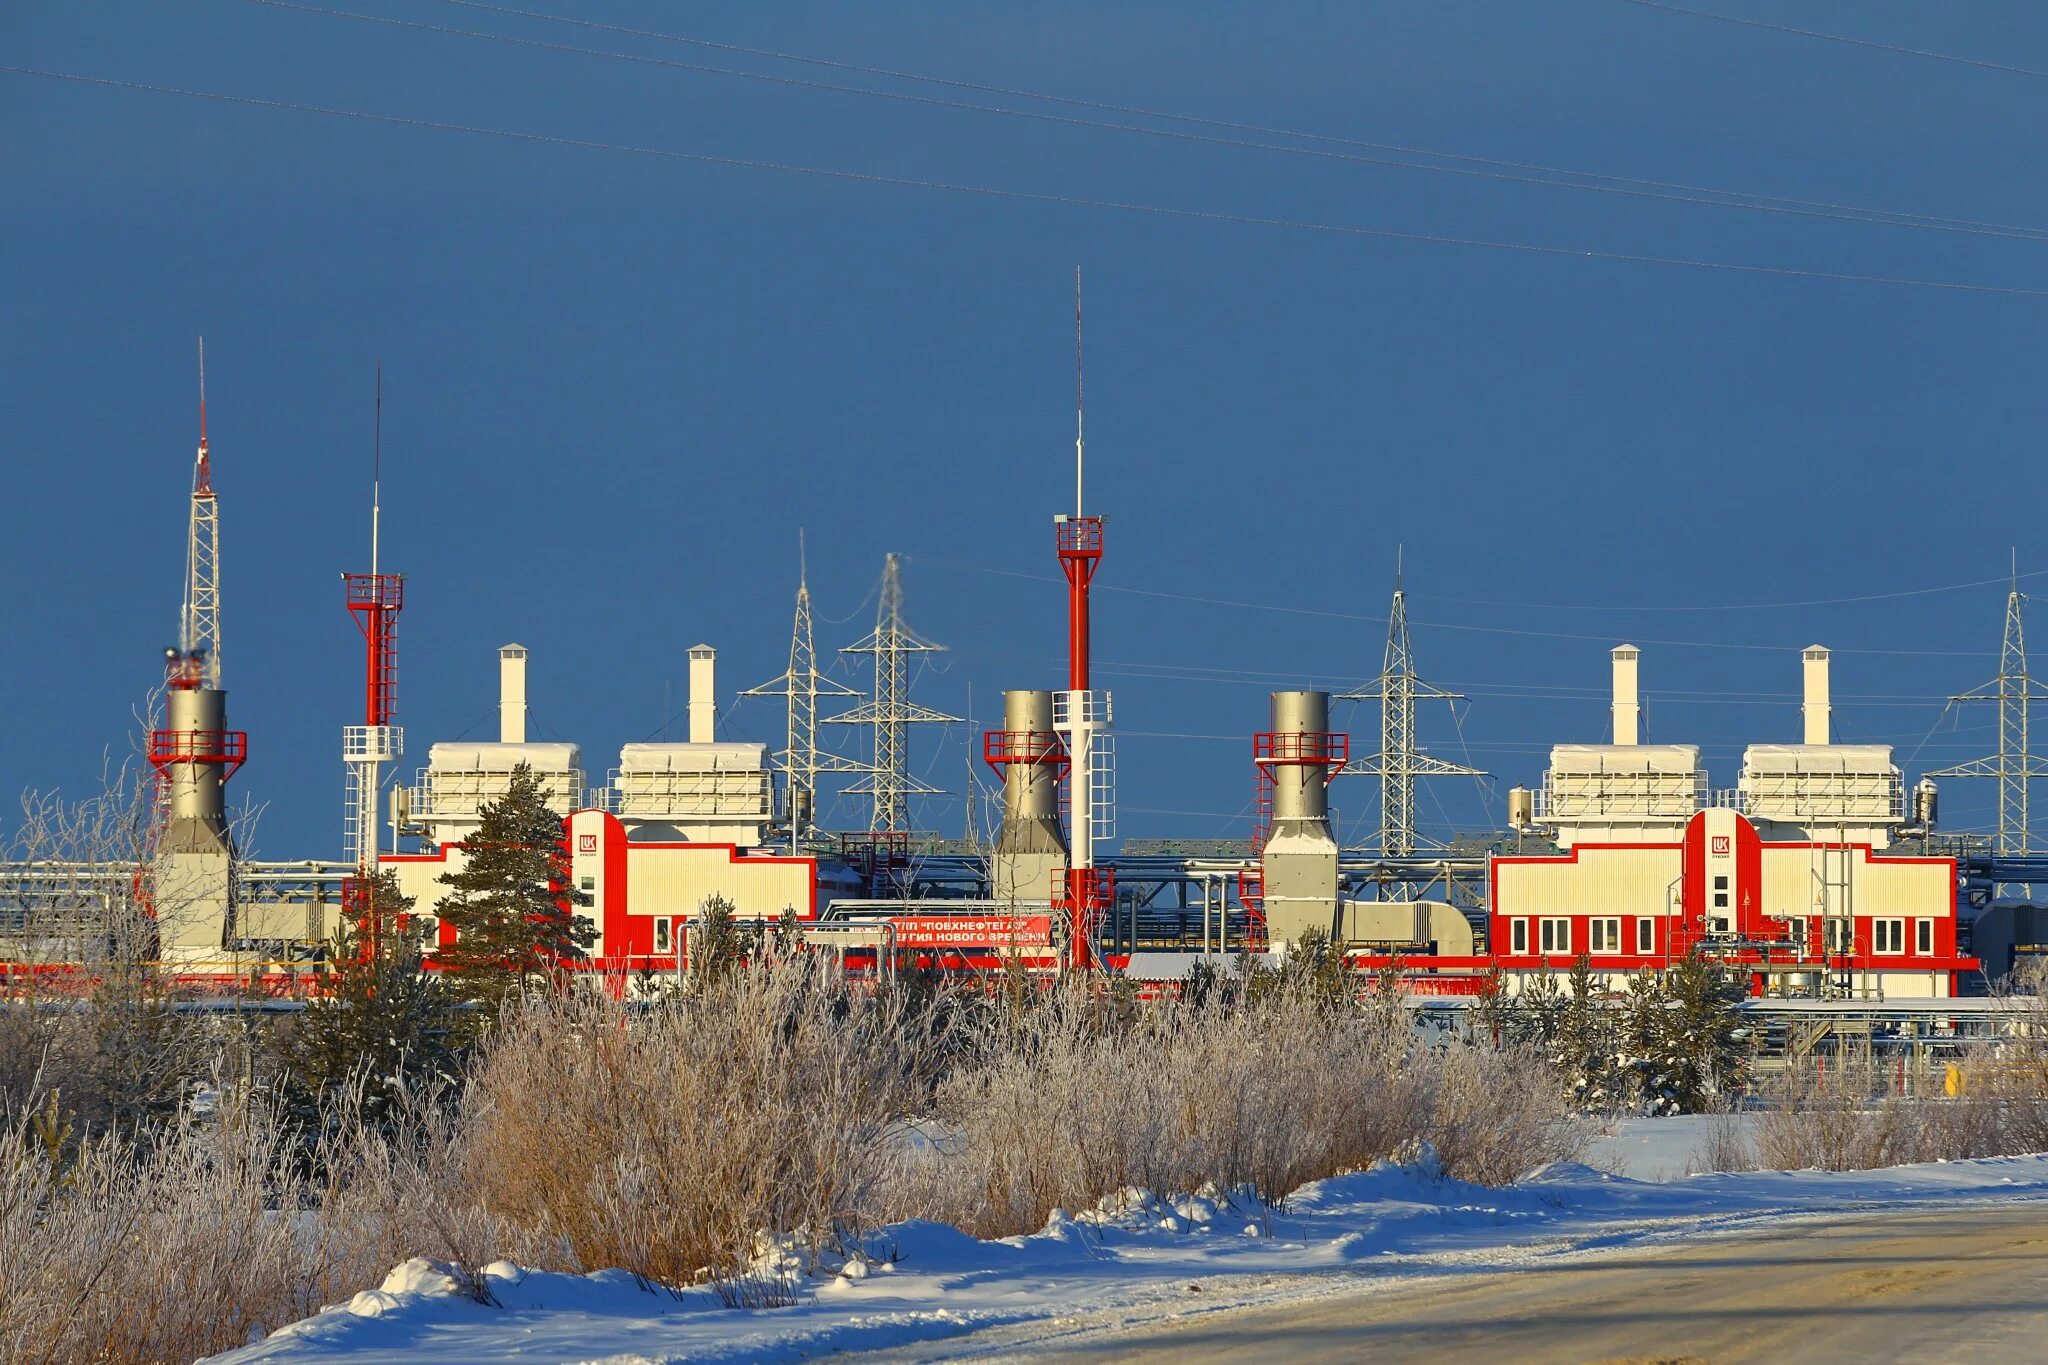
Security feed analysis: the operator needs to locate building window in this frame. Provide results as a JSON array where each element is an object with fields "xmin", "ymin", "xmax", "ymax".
[
  {"xmin": 1714, "ymin": 875, "xmax": 1728, "ymax": 890},
  {"xmin": 1590, "ymin": 918, "xmax": 1621, "ymax": 954},
  {"xmin": 654, "ymin": 917, "xmax": 672, "ymax": 953},
  {"xmin": 1825, "ymin": 918, "xmax": 1853, "ymax": 953},
  {"xmin": 1874, "ymin": 919, "xmax": 1905, "ymax": 955},
  {"xmin": 1713, "ymin": 891, "xmax": 1729, "ymax": 909},
  {"xmin": 1916, "ymin": 919, "xmax": 1934, "ymax": 955},
  {"xmin": 1510, "ymin": 918, "xmax": 1528, "ymax": 954},
  {"xmin": 1539, "ymin": 918, "xmax": 1570, "ymax": 954},
  {"xmin": 579, "ymin": 875, "xmax": 595, "ymax": 893},
  {"xmin": 1636, "ymin": 917, "xmax": 1654, "ymax": 954}
]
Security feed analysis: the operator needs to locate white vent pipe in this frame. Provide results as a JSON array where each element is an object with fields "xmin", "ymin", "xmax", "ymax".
[
  {"xmin": 688, "ymin": 644, "xmax": 717, "ymax": 744},
  {"xmin": 1611, "ymin": 645, "xmax": 1640, "ymax": 746},
  {"xmin": 499, "ymin": 644, "xmax": 528, "ymax": 744},
  {"xmin": 1803, "ymin": 645, "xmax": 1830, "ymax": 745}
]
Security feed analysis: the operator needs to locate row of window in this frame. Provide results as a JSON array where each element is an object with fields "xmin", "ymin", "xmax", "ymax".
[{"xmin": 1507, "ymin": 916, "xmax": 1939, "ymax": 956}]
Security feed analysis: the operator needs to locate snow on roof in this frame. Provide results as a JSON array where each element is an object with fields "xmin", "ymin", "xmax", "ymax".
[
  {"xmin": 426, "ymin": 741, "xmax": 581, "ymax": 771},
  {"xmin": 1740, "ymin": 743, "xmax": 1896, "ymax": 774},
  {"xmin": 617, "ymin": 742, "xmax": 768, "ymax": 772},
  {"xmin": 1549, "ymin": 744, "xmax": 1702, "ymax": 773}
]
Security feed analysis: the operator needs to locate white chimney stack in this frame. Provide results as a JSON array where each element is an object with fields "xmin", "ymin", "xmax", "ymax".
[
  {"xmin": 1611, "ymin": 645, "xmax": 1640, "ymax": 746},
  {"xmin": 688, "ymin": 644, "xmax": 716, "ymax": 744},
  {"xmin": 1803, "ymin": 645, "xmax": 1830, "ymax": 745},
  {"xmin": 499, "ymin": 644, "xmax": 528, "ymax": 744}
]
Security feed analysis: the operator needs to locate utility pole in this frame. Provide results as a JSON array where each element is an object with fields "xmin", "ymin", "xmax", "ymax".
[{"xmin": 1340, "ymin": 552, "xmax": 1486, "ymax": 875}]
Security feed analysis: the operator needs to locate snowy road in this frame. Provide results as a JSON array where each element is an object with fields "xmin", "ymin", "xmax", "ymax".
[
  {"xmin": 213, "ymin": 1150, "xmax": 2048, "ymax": 1363},
  {"xmin": 899, "ymin": 1203, "xmax": 2048, "ymax": 1363}
]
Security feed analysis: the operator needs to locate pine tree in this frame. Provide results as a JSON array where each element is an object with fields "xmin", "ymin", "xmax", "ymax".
[
  {"xmin": 1663, "ymin": 949, "xmax": 1751, "ymax": 1111},
  {"xmin": 690, "ymin": 892, "xmax": 744, "ymax": 984},
  {"xmin": 1617, "ymin": 970, "xmax": 1678, "ymax": 1115},
  {"xmin": 287, "ymin": 869, "xmax": 462, "ymax": 1134},
  {"xmin": 434, "ymin": 763, "xmax": 595, "ymax": 1012},
  {"xmin": 1556, "ymin": 955, "xmax": 1619, "ymax": 1113}
]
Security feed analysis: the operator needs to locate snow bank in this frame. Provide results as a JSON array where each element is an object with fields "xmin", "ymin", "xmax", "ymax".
[{"xmin": 212, "ymin": 1148, "xmax": 2048, "ymax": 1364}]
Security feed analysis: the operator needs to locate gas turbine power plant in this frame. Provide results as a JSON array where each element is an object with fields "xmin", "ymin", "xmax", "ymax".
[{"xmin": 10, "ymin": 327, "xmax": 2048, "ymax": 1012}]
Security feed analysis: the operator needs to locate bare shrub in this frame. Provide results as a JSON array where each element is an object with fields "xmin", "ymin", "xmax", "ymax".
[
  {"xmin": 919, "ymin": 985, "xmax": 1585, "ymax": 1237},
  {"xmin": 1751, "ymin": 1049, "xmax": 2048, "ymax": 1172},
  {"xmin": 1686, "ymin": 1105, "xmax": 1757, "ymax": 1174},
  {"xmin": 0, "ymin": 1086, "xmax": 353, "ymax": 1364},
  {"xmin": 457, "ymin": 956, "xmax": 944, "ymax": 1289}
]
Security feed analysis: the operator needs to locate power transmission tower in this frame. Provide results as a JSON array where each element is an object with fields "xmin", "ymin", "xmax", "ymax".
[
  {"xmin": 826, "ymin": 553, "xmax": 960, "ymax": 833},
  {"xmin": 742, "ymin": 534, "xmax": 864, "ymax": 845},
  {"xmin": 1340, "ymin": 553, "xmax": 1486, "ymax": 861},
  {"xmin": 1929, "ymin": 553, "xmax": 2048, "ymax": 893}
]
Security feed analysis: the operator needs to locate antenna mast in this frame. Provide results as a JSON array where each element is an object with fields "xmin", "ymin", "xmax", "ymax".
[
  {"xmin": 342, "ymin": 361, "xmax": 406, "ymax": 943},
  {"xmin": 1053, "ymin": 269, "xmax": 1114, "ymax": 969}
]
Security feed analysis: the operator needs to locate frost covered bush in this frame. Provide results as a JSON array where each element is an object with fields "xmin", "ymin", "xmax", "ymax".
[
  {"xmin": 0, "ymin": 1087, "xmax": 361, "ymax": 1364},
  {"xmin": 457, "ymin": 956, "xmax": 946, "ymax": 1291},
  {"xmin": 917, "ymin": 984, "xmax": 1585, "ymax": 1237}
]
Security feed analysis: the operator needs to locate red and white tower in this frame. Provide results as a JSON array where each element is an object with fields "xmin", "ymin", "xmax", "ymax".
[
  {"xmin": 342, "ymin": 366, "xmax": 403, "ymax": 934},
  {"xmin": 1052, "ymin": 271, "xmax": 1114, "ymax": 969}
]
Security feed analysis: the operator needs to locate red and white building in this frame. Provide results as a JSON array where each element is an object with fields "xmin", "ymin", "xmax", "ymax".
[{"xmin": 1489, "ymin": 645, "xmax": 1974, "ymax": 997}]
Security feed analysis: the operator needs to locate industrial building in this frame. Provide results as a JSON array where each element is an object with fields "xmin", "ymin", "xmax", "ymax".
[
  {"xmin": 9, "ymin": 344, "xmax": 2045, "ymax": 1008},
  {"xmin": 1485, "ymin": 645, "xmax": 1968, "ymax": 998}
]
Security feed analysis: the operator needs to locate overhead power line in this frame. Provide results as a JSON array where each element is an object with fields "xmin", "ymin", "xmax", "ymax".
[
  {"xmin": 239, "ymin": 0, "xmax": 2048, "ymax": 247},
  {"xmin": 11, "ymin": 64, "xmax": 2046, "ymax": 300},
  {"xmin": 940, "ymin": 562, "xmax": 1995, "ymax": 657},
  {"xmin": 1617, "ymin": 1, "xmax": 2048, "ymax": 81},
  {"xmin": 429, "ymin": 0, "xmax": 2048, "ymax": 244}
]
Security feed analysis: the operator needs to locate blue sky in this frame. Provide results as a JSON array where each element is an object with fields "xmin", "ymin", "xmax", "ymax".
[{"xmin": 3, "ymin": 1, "xmax": 2045, "ymax": 857}]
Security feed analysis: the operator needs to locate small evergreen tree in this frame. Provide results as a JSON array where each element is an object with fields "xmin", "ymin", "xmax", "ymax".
[
  {"xmin": 287, "ymin": 869, "xmax": 462, "ymax": 1134},
  {"xmin": 690, "ymin": 892, "xmax": 744, "ymax": 984},
  {"xmin": 1616, "ymin": 970, "xmax": 1678, "ymax": 1114},
  {"xmin": 1556, "ymin": 955, "xmax": 1620, "ymax": 1113},
  {"xmin": 1663, "ymin": 949, "xmax": 1751, "ymax": 1111},
  {"xmin": 434, "ymin": 763, "xmax": 594, "ymax": 1012},
  {"xmin": 772, "ymin": 903, "xmax": 803, "ymax": 958}
]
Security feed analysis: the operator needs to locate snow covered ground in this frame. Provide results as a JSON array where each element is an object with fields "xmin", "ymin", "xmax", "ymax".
[{"xmin": 211, "ymin": 1133, "xmax": 2048, "ymax": 1364}]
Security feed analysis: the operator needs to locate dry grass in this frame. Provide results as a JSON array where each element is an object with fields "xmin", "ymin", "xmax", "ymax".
[
  {"xmin": 915, "ymin": 987, "xmax": 1584, "ymax": 1236},
  {"xmin": 0, "ymin": 960, "xmax": 1589, "ymax": 1361},
  {"xmin": 457, "ymin": 957, "xmax": 943, "ymax": 1291}
]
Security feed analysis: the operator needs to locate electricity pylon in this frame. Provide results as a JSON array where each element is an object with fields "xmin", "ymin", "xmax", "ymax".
[
  {"xmin": 742, "ymin": 533, "xmax": 864, "ymax": 843},
  {"xmin": 1930, "ymin": 553, "xmax": 2048, "ymax": 894},
  {"xmin": 1340, "ymin": 553, "xmax": 1486, "ymax": 861},
  {"xmin": 826, "ymin": 553, "xmax": 960, "ymax": 832}
]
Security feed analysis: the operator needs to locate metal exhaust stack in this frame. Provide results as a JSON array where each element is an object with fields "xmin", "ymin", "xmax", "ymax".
[
  {"xmin": 985, "ymin": 689, "xmax": 1069, "ymax": 907},
  {"xmin": 1255, "ymin": 690, "xmax": 1346, "ymax": 948}
]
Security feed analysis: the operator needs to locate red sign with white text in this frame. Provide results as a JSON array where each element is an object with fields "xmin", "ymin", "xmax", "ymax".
[{"xmin": 888, "ymin": 915, "xmax": 1054, "ymax": 948}]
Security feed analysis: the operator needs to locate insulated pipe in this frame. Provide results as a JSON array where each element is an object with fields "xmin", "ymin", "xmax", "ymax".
[
  {"xmin": 1611, "ymin": 645, "xmax": 1640, "ymax": 746},
  {"xmin": 1269, "ymin": 690, "xmax": 1332, "ymax": 823},
  {"xmin": 689, "ymin": 644, "xmax": 716, "ymax": 744},
  {"xmin": 1000, "ymin": 690, "xmax": 1060, "ymax": 822},
  {"xmin": 165, "ymin": 687, "xmax": 227, "ymax": 833},
  {"xmin": 1803, "ymin": 645, "xmax": 1831, "ymax": 745},
  {"xmin": 499, "ymin": 644, "xmax": 528, "ymax": 744}
]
